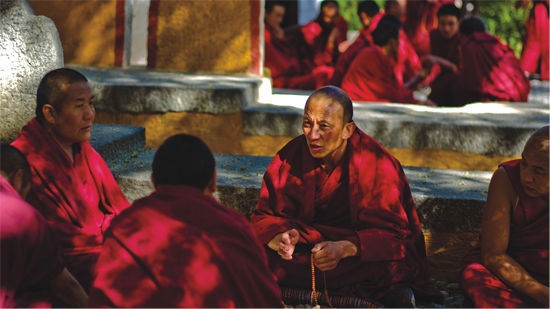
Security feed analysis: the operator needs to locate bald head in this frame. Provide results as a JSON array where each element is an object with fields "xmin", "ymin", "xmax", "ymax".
[
  {"xmin": 305, "ymin": 86, "xmax": 353, "ymax": 123},
  {"xmin": 0, "ymin": 144, "xmax": 31, "ymax": 198},
  {"xmin": 524, "ymin": 126, "xmax": 550, "ymax": 155}
]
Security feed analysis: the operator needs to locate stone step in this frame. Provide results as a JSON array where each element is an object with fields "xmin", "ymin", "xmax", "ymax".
[
  {"xmin": 110, "ymin": 150, "xmax": 492, "ymax": 234},
  {"xmin": 90, "ymin": 123, "xmax": 145, "ymax": 168}
]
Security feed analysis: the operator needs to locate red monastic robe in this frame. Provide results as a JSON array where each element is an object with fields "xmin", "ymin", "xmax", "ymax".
[
  {"xmin": 251, "ymin": 128, "xmax": 440, "ymax": 302},
  {"xmin": 299, "ymin": 16, "xmax": 348, "ymax": 67},
  {"xmin": 89, "ymin": 185, "xmax": 282, "ymax": 308},
  {"xmin": 341, "ymin": 45, "xmax": 415, "ymax": 103},
  {"xmin": 427, "ymin": 29, "xmax": 461, "ymax": 105},
  {"xmin": 461, "ymin": 160, "xmax": 549, "ymax": 308},
  {"xmin": 520, "ymin": 0, "xmax": 549, "ymax": 80},
  {"xmin": 0, "ymin": 175, "xmax": 64, "ymax": 308},
  {"xmin": 11, "ymin": 118, "xmax": 130, "ymax": 291}
]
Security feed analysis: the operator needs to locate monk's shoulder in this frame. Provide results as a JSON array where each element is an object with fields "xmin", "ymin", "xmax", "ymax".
[
  {"xmin": 274, "ymin": 135, "xmax": 306, "ymax": 162},
  {"xmin": 488, "ymin": 166, "xmax": 517, "ymax": 209}
]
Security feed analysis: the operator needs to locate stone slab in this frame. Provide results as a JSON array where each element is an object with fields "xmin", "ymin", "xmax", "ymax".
[
  {"xmin": 69, "ymin": 65, "xmax": 271, "ymax": 114},
  {"xmin": 90, "ymin": 123, "xmax": 145, "ymax": 168},
  {"xmin": 110, "ymin": 151, "xmax": 492, "ymax": 233}
]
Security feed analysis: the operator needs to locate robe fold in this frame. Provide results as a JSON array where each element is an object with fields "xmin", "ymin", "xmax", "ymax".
[
  {"xmin": 89, "ymin": 185, "xmax": 282, "ymax": 308},
  {"xmin": 443, "ymin": 32, "xmax": 530, "ymax": 106},
  {"xmin": 520, "ymin": 0, "xmax": 549, "ymax": 80},
  {"xmin": 11, "ymin": 118, "xmax": 130, "ymax": 291},
  {"xmin": 461, "ymin": 159, "xmax": 549, "ymax": 308},
  {"xmin": 0, "ymin": 175, "xmax": 64, "ymax": 308},
  {"xmin": 251, "ymin": 128, "xmax": 440, "ymax": 301},
  {"xmin": 341, "ymin": 46, "xmax": 415, "ymax": 103}
]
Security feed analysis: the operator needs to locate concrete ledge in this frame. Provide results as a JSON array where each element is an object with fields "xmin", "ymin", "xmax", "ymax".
[
  {"xmin": 71, "ymin": 65, "xmax": 271, "ymax": 114},
  {"xmin": 90, "ymin": 123, "xmax": 145, "ymax": 168},
  {"xmin": 110, "ymin": 151, "xmax": 492, "ymax": 233}
]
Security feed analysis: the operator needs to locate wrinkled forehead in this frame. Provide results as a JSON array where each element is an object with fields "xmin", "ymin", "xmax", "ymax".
[{"xmin": 304, "ymin": 97, "xmax": 344, "ymax": 120}]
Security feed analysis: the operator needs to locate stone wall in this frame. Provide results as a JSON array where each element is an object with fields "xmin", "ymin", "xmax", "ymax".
[{"xmin": 0, "ymin": 0, "xmax": 63, "ymax": 143}]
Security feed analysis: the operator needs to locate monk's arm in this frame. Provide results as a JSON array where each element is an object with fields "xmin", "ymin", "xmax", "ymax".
[
  {"xmin": 50, "ymin": 268, "xmax": 88, "ymax": 308},
  {"xmin": 424, "ymin": 54, "xmax": 458, "ymax": 73},
  {"xmin": 481, "ymin": 167, "xmax": 549, "ymax": 306}
]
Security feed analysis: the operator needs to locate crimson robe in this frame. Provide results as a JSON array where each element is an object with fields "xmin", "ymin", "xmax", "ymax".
[
  {"xmin": 447, "ymin": 32, "xmax": 531, "ymax": 106},
  {"xmin": 427, "ymin": 29, "xmax": 461, "ymax": 104},
  {"xmin": 89, "ymin": 185, "xmax": 282, "ymax": 308},
  {"xmin": 520, "ymin": 0, "xmax": 549, "ymax": 80},
  {"xmin": 298, "ymin": 16, "xmax": 347, "ymax": 67},
  {"xmin": 0, "ymin": 175, "xmax": 64, "ymax": 308},
  {"xmin": 251, "ymin": 128, "xmax": 440, "ymax": 302},
  {"xmin": 461, "ymin": 160, "xmax": 549, "ymax": 308},
  {"xmin": 11, "ymin": 118, "xmax": 130, "ymax": 291},
  {"xmin": 341, "ymin": 45, "xmax": 415, "ymax": 103}
]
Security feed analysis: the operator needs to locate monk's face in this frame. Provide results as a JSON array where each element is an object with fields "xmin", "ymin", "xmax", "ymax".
[
  {"xmin": 266, "ymin": 4, "xmax": 285, "ymax": 28},
  {"xmin": 302, "ymin": 97, "xmax": 352, "ymax": 160},
  {"xmin": 438, "ymin": 15, "xmax": 459, "ymax": 39},
  {"xmin": 321, "ymin": 3, "xmax": 339, "ymax": 26},
  {"xmin": 519, "ymin": 145, "xmax": 549, "ymax": 198},
  {"xmin": 50, "ymin": 82, "xmax": 95, "ymax": 145}
]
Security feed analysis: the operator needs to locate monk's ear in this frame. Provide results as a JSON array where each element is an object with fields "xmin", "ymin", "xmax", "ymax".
[
  {"xmin": 342, "ymin": 121, "xmax": 355, "ymax": 140},
  {"xmin": 42, "ymin": 104, "xmax": 57, "ymax": 125},
  {"xmin": 204, "ymin": 168, "xmax": 217, "ymax": 196}
]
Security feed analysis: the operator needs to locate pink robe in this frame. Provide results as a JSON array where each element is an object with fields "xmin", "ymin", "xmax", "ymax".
[{"xmin": 520, "ymin": 0, "xmax": 549, "ymax": 80}]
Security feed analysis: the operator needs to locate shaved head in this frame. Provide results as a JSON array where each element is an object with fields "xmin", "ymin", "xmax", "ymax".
[
  {"xmin": 524, "ymin": 125, "xmax": 550, "ymax": 155},
  {"xmin": 306, "ymin": 86, "xmax": 353, "ymax": 124}
]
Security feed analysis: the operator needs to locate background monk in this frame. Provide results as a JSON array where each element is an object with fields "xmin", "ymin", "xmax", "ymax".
[
  {"xmin": 461, "ymin": 126, "xmax": 549, "ymax": 307},
  {"xmin": 251, "ymin": 86, "xmax": 441, "ymax": 307},
  {"xmin": 341, "ymin": 16, "xmax": 432, "ymax": 103},
  {"xmin": 11, "ymin": 68, "xmax": 130, "ymax": 291},
  {"xmin": 518, "ymin": 0, "xmax": 549, "ymax": 80},
  {"xmin": 264, "ymin": 1, "xmax": 332, "ymax": 89},
  {"xmin": 442, "ymin": 17, "xmax": 530, "ymax": 106},
  {"xmin": 329, "ymin": 0, "xmax": 381, "ymax": 86},
  {"xmin": 0, "ymin": 144, "xmax": 88, "ymax": 308},
  {"xmin": 89, "ymin": 134, "xmax": 282, "ymax": 308}
]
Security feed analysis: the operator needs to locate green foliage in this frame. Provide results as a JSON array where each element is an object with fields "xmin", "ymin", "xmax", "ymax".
[{"xmin": 336, "ymin": 0, "xmax": 385, "ymax": 31}]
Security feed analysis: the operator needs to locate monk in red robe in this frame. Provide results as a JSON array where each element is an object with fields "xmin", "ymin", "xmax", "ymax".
[
  {"xmin": 341, "ymin": 16, "xmax": 432, "ymax": 103},
  {"xmin": 264, "ymin": 1, "xmax": 332, "ymax": 89},
  {"xmin": 518, "ymin": 0, "xmax": 549, "ymax": 80},
  {"xmin": 461, "ymin": 126, "xmax": 549, "ymax": 308},
  {"xmin": 329, "ymin": 1, "xmax": 382, "ymax": 86},
  {"xmin": 443, "ymin": 17, "xmax": 531, "ymax": 106},
  {"xmin": 0, "ymin": 144, "xmax": 87, "ymax": 308},
  {"xmin": 251, "ymin": 86, "xmax": 441, "ymax": 307},
  {"xmin": 89, "ymin": 134, "xmax": 282, "ymax": 307},
  {"xmin": 11, "ymin": 68, "xmax": 130, "ymax": 291}
]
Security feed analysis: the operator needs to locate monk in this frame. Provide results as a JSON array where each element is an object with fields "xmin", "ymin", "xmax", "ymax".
[
  {"xmin": 264, "ymin": 1, "xmax": 332, "ymax": 89},
  {"xmin": 341, "ymin": 16, "xmax": 432, "ymax": 103},
  {"xmin": 518, "ymin": 0, "xmax": 549, "ymax": 80},
  {"xmin": 11, "ymin": 68, "xmax": 130, "ymax": 291},
  {"xmin": 461, "ymin": 126, "xmax": 549, "ymax": 307},
  {"xmin": 442, "ymin": 17, "xmax": 531, "ymax": 106},
  {"xmin": 251, "ymin": 86, "xmax": 441, "ymax": 307},
  {"xmin": 329, "ymin": 0, "xmax": 382, "ymax": 86},
  {"xmin": 0, "ymin": 144, "xmax": 88, "ymax": 308},
  {"xmin": 89, "ymin": 134, "xmax": 282, "ymax": 307}
]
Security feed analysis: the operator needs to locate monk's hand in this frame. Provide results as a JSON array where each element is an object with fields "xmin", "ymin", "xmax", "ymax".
[
  {"xmin": 311, "ymin": 240, "xmax": 357, "ymax": 271},
  {"xmin": 268, "ymin": 229, "xmax": 300, "ymax": 260}
]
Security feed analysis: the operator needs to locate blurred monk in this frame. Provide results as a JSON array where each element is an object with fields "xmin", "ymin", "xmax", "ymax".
[
  {"xmin": 251, "ymin": 86, "xmax": 441, "ymax": 307},
  {"xmin": 443, "ymin": 17, "xmax": 530, "ymax": 106},
  {"xmin": 518, "ymin": 0, "xmax": 549, "ymax": 80},
  {"xmin": 329, "ymin": 0, "xmax": 382, "ymax": 86},
  {"xmin": 89, "ymin": 134, "xmax": 282, "ymax": 307},
  {"xmin": 461, "ymin": 126, "xmax": 549, "ymax": 307},
  {"xmin": 264, "ymin": 1, "xmax": 332, "ymax": 89},
  {"xmin": 11, "ymin": 68, "xmax": 130, "ymax": 291},
  {"xmin": 341, "ymin": 16, "xmax": 432, "ymax": 103},
  {"xmin": 0, "ymin": 144, "xmax": 88, "ymax": 308}
]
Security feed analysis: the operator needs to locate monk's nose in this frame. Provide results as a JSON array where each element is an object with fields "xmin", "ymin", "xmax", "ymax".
[{"xmin": 309, "ymin": 125, "xmax": 321, "ymax": 140}]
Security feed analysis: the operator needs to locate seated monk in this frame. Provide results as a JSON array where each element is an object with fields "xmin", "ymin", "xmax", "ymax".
[
  {"xmin": 89, "ymin": 134, "xmax": 282, "ymax": 307},
  {"xmin": 11, "ymin": 68, "xmax": 130, "ymax": 291},
  {"xmin": 0, "ymin": 144, "xmax": 88, "ymax": 308},
  {"xmin": 264, "ymin": 1, "xmax": 332, "ymax": 89},
  {"xmin": 518, "ymin": 0, "xmax": 549, "ymax": 80},
  {"xmin": 461, "ymin": 126, "xmax": 549, "ymax": 307},
  {"xmin": 251, "ymin": 86, "xmax": 442, "ymax": 307},
  {"xmin": 442, "ymin": 17, "xmax": 530, "ymax": 106},
  {"xmin": 329, "ymin": 0, "xmax": 382, "ymax": 86},
  {"xmin": 341, "ymin": 16, "xmax": 432, "ymax": 103}
]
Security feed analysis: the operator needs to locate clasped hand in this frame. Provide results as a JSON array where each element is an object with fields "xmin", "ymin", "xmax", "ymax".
[{"xmin": 311, "ymin": 240, "xmax": 357, "ymax": 271}]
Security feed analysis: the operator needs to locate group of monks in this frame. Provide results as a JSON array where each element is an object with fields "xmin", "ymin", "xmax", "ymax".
[
  {"xmin": 265, "ymin": 0, "xmax": 548, "ymax": 106},
  {"xmin": 1, "ymin": 67, "xmax": 548, "ymax": 308}
]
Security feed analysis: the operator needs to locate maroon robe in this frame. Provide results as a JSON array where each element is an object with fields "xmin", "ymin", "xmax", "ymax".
[
  {"xmin": 341, "ymin": 45, "xmax": 415, "ymax": 103},
  {"xmin": 0, "ymin": 175, "xmax": 64, "ymax": 308},
  {"xmin": 89, "ymin": 185, "xmax": 282, "ymax": 308},
  {"xmin": 427, "ymin": 29, "xmax": 461, "ymax": 104},
  {"xmin": 520, "ymin": 0, "xmax": 549, "ymax": 80},
  {"xmin": 446, "ymin": 32, "xmax": 531, "ymax": 106},
  {"xmin": 461, "ymin": 160, "xmax": 549, "ymax": 307},
  {"xmin": 11, "ymin": 118, "xmax": 130, "ymax": 291},
  {"xmin": 251, "ymin": 128, "xmax": 440, "ymax": 301},
  {"xmin": 298, "ymin": 16, "xmax": 347, "ymax": 67}
]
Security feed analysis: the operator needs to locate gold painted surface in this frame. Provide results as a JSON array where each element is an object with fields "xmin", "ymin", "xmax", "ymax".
[
  {"xmin": 155, "ymin": 0, "xmax": 251, "ymax": 73},
  {"xmin": 30, "ymin": 0, "xmax": 117, "ymax": 67},
  {"xmin": 424, "ymin": 232, "xmax": 479, "ymax": 282}
]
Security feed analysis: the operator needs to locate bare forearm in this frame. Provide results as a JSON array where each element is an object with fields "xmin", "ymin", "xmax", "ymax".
[{"xmin": 50, "ymin": 268, "xmax": 88, "ymax": 308}]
